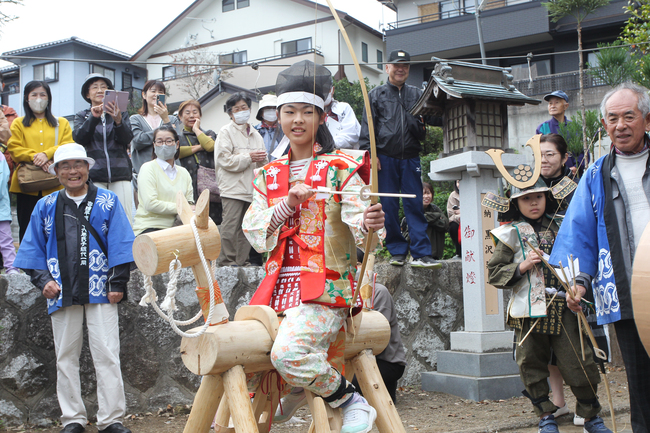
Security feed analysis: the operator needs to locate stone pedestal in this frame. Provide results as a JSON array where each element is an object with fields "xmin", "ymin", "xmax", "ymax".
[{"xmin": 422, "ymin": 151, "xmax": 525, "ymax": 401}]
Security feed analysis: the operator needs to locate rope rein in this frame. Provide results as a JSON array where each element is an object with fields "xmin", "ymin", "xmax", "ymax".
[{"xmin": 139, "ymin": 216, "xmax": 217, "ymax": 338}]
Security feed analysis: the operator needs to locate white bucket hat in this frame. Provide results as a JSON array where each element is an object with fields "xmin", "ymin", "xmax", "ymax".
[{"xmin": 49, "ymin": 143, "xmax": 96, "ymax": 175}]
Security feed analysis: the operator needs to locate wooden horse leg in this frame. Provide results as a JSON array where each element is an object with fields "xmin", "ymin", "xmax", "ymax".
[
  {"xmin": 352, "ymin": 349, "xmax": 406, "ymax": 433},
  {"xmin": 213, "ymin": 395, "xmax": 234, "ymax": 433},
  {"xmin": 305, "ymin": 390, "xmax": 334, "ymax": 433},
  {"xmin": 183, "ymin": 375, "xmax": 224, "ymax": 433},
  {"xmin": 251, "ymin": 374, "xmax": 282, "ymax": 433},
  {"xmin": 222, "ymin": 365, "xmax": 258, "ymax": 432}
]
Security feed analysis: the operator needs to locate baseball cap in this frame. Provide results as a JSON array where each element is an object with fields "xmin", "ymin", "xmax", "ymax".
[
  {"xmin": 387, "ymin": 50, "xmax": 411, "ymax": 63},
  {"xmin": 543, "ymin": 90, "xmax": 569, "ymax": 102}
]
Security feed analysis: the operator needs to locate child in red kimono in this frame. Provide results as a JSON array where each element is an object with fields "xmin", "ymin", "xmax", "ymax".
[{"xmin": 242, "ymin": 60, "xmax": 384, "ymax": 433}]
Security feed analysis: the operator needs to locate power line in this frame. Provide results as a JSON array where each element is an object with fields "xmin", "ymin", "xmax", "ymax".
[{"xmin": 2, "ymin": 41, "xmax": 648, "ymax": 72}]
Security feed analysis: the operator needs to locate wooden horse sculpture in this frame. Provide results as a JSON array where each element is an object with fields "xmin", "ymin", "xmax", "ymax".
[{"xmin": 134, "ymin": 190, "xmax": 407, "ymax": 433}]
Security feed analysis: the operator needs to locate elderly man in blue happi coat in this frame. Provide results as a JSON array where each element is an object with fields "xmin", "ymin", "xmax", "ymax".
[{"xmin": 15, "ymin": 143, "xmax": 134, "ymax": 433}]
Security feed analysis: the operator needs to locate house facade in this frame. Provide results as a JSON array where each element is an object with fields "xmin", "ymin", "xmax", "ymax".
[
  {"xmin": 131, "ymin": 0, "xmax": 387, "ymax": 108},
  {"xmin": 379, "ymin": 0, "xmax": 627, "ymax": 148},
  {"xmin": 1, "ymin": 37, "xmax": 148, "ymax": 121}
]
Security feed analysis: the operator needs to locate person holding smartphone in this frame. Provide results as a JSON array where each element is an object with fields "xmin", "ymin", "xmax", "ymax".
[
  {"xmin": 130, "ymin": 80, "xmax": 179, "ymax": 175},
  {"xmin": 73, "ymin": 73, "xmax": 134, "ymax": 225}
]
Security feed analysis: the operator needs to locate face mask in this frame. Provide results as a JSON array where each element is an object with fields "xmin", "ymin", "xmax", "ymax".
[
  {"xmin": 262, "ymin": 109, "xmax": 277, "ymax": 122},
  {"xmin": 29, "ymin": 98, "xmax": 48, "ymax": 114},
  {"xmin": 233, "ymin": 110, "xmax": 250, "ymax": 125},
  {"xmin": 155, "ymin": 144, "xmax": 177, "ymax": 161}
]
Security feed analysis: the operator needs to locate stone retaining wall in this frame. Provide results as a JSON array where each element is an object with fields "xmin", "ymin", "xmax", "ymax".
[{"xmin": 0, "ymin": 260, "xmax": 463, "ymax": 426}]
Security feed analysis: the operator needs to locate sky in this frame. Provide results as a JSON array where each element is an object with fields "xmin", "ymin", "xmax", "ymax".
[{"xmin": 0, "ymin": 0, "xmax": 395, "ymax": 68}]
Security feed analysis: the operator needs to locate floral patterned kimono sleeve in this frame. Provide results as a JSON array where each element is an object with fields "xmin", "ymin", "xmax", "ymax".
[
  {"xmin": 340, "ymin": 172, "xmax": 374, "ymax": 246},
  {"xmin": 242, "ymin": 174, "xmax": 281, "ymax": 253}
]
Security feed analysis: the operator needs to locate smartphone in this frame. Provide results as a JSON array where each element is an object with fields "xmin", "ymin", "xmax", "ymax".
[{"xmin": 157, "ymin": 94, "xmax": 166, "ymax": 105}]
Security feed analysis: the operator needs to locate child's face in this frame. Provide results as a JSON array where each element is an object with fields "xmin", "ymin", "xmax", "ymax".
[
  {"xmin": 423, "ymin": 188, "xmax": 432, "ymax": 206},
  {"xmin": 279, "ymin": 103, "xmax": 325, "ymax": 149},
  {"xmin": 517, "ymin": 192, "xmax": 546, "ymax": 219}
]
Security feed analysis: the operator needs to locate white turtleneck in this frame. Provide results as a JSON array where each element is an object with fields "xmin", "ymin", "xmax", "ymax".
[{"xmin": 615, "ymin": 148, "xmax": 650, "ymax": 252}]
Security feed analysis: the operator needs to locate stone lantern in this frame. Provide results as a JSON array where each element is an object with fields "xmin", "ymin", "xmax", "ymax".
[{"xmin": 411, "ymin": 58, "xmax": 540, "ymax": 401}]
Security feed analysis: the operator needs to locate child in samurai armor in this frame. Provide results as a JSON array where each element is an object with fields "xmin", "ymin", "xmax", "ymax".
[
  {"xmin": 485, "ymin": 179, "xmax": 612, "ymax": 433},
  {"xmin": 242, "ymin": 60, "xmax": 384, "ymax": 433}
]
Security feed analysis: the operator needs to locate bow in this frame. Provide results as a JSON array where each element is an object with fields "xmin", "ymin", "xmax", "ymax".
[{"xmin": 324, "ymin": 0, "xmax": 379, "ymax": 307}]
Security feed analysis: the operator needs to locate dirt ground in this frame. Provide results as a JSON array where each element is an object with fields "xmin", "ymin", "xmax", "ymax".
[{"xmin": 1, "ymin": 369, "xmax": 631, "ymax": 433}]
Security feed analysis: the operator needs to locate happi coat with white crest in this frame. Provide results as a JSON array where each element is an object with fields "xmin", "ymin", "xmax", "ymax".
[{"xmin": 15, "ymin": 183, "xmax": 134, "ymax": 314}]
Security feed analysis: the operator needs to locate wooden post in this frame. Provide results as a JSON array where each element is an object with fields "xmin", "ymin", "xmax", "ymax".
[
  {"xmin": 183, "ymin": 375, "xmax": 224, "ymax": 433},
  {"xmin": 352, "ymin": 349, "xmax": 406, "ymax": 433},
  {"xmin": 305, "ymin": 390, "xmax": 332, "ymax": 433},
  {"xmin": 222, "ymin": 365, "xmax": 258, "ymax": 432},
  {"xmin": 214, "ymin": 395, "xmax": 233, "ymax": 432}
]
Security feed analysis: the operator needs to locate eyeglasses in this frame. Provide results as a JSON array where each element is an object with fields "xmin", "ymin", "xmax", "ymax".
[
  {"xmin": 89, "ymin": 84, "xmax": 108, "ymax": 91},
  {"xmin": 154, "ymin": 139, "xmax": 176, "ymax": 145},
  {"xmin": 541, "ymin": 152, "xmax": 559, "ymax": 160},
  {"xmin": 58, "ymin": 161, "xmax": 87, "ymax": 172}
]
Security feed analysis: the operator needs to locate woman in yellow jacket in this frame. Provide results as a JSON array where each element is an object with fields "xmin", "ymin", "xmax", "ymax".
[{"xmin": 7, "ymin": 81, "xmax": 72, "ymax": 241}]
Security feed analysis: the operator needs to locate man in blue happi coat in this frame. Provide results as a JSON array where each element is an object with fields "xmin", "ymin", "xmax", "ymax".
[
  {"xmin": 15, "ymin": 143, "xmax": 134, "ymax": 433},
  {"xmin": 550, "ymin": 82, "xmax": 650, "ymax": 432}
]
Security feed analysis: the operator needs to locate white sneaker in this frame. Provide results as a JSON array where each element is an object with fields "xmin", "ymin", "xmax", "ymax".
[
  {"xmin": 574, "ymin": 413, "xmax": 585, "ymax": 426},
  {"xmin": 273, "ymin": 390, "xmax": 307, "ymax": 423},
  {"xmin": 341, "ymin": 401, "xmax": 377, "ymax": 433},
  {"xmin": 553, "ymin": 403, "xmax": 570, "ymax": 418}
]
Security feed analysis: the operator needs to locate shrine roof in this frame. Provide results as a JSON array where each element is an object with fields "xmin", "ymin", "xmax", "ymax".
[{"xmin": 411, "ymin": 58, "xmax": 541, "ymax": 116}]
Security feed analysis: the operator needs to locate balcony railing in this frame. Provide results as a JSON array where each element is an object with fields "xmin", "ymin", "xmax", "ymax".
[
  {"xmin": 512, "ymin": 70, "xmax": 606, "ymax": 97},
  {"xmin": 386, "ymin": 0, "xmax": 535, "ymax": 29}
]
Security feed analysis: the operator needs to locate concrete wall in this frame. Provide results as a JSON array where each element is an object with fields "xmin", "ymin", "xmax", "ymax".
[
  {"xmin": 507, "ymin": 85, "xmax": 612, "ymax": 153},
  {"xmin": 0, "ymin": 260, "xmax": 464, "ymax": 426}
]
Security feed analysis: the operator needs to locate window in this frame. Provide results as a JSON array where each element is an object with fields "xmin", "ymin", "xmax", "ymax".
[
  {"xmin": 377, "ymin": 50, "xmax": 383, "ymax": 70},
  {"xmin": 33, "ymin": 62, "xmax": 58, "ymax": 82},
  {"xmin": 122, "ymin": 73, "xmax": 133, "ymax": 90},
  {"xmin": 162, "ymin": 65, "xmax": 188, "ymax": 80},
  {"xmin": 475, "ymin": 102, "xmax": 502, "ymax": 148},
  {"xmin": 223, "ymin": 0, "xmax": 249, "ymax": 11},
  {"xmin": 362, "ymin": 43, "xmax": 368, "ymax": 63},
  {"xmin": 509, "ymin": 60, "xmax": 551, "ymax": 81},
  {"xmin": 221, "ymin": 51, "xmax": 247, "ymax": 65},
  {"xmin": 223, "ymin": 0, "xmax": 234, "ymax": 11},
  {"xmin": 418, "ymin": 3, "xmax": 440, "ymax": 22},
  {"xmin": 90, "ymin": 64, "xmax": 115, "ymax": 84},
  {"xmin": 281, "ymin": 38, "xmax": 312, "ymax": 57},
  {"xmin": 447, "ymin": 103, "xmax": 467, "ymax": 152},
  {"xmin": 439, "ymin": 0, "xmax": 475, "ymax": 18}
]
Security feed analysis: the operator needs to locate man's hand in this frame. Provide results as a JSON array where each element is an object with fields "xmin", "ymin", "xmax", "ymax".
[
  {"xmin": 363, "ymin": 203, "xmax": 385, "ymax": 231},
  {"xmin": 286, "ymin": 183, "xmax": 315, "ymax": 209},
  {"xmin": 108, "ymin": 292, "xmax": 124, "ymax": 304},
  {"xmin": 567, "ymin": 284, "xmax": 587, "ymax": 312},
  {"xmin": 43, "ymin": 280, "xmax": 61, "ymax": 299}
]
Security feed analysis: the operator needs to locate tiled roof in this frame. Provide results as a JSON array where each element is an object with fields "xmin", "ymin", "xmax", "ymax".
[{"xmin": 2, "ymin": 36, "xmax": 131, "ymax": 59}]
